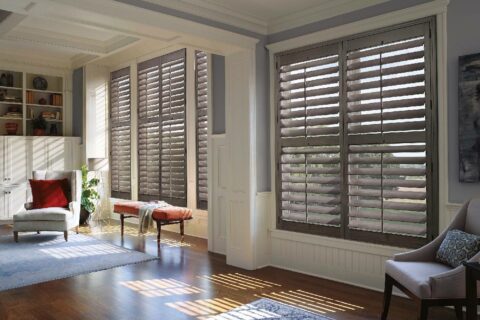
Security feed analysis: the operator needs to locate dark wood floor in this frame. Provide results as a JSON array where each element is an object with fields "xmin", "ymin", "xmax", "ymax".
[{"xmin": 0, "ymin": 221, "xmax": 460, "ymax": 320}]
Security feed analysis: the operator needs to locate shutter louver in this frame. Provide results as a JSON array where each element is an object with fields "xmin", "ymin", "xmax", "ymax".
[
  {"xmin": 110, "ymin": 67, "xmax": 131, "ymax": 199},
  {"xmin": 345, "ymin": 25, "xmax": 431, "ymax": 239},
  {"xmin": 137, "ymin": 58, "xmax": 161, "ymax": 201},
  {"xmin": 161, "ymin": 49, "xmax": 187, "ymax": 206},
  {"xmin": 196, "ymin": 51, "xmax": 208, "ymax": 210},
  {"xmin": 278, "ymin": 44, "xmax": 342, "ymax": 232}
]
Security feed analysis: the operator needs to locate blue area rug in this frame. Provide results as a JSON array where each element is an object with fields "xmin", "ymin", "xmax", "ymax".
[
  {"xmin": 0, "ymin": 232, "xmax": 157, "ymax": 292},
  {"xmin": 210, "ymin": 298, "xmax": 331, "ymax": 320}
]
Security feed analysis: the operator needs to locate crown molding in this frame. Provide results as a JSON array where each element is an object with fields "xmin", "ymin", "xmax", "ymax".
[
  {"xmin": 136, "ymin": 0, "xmax": 268, "ymax": 35},
  {"xmin": 267, "ymin": 0, "xmax": 388, "ymax": 34},
  {"xmin": 126, "ymin": 0, "xmax": 391, "ymax": 36}
]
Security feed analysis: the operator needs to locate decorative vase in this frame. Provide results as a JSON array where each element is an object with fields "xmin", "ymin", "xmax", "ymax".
[
  {"xmin": 5, "ymin": 123, "xmax": 17, "ymax": 135},
  {"xmin": 33, "ymin": 128, "xmax": 46, "ymax": 136},
  {"xmin": 80, "ymin": 207, "xmax": 91, "ymax": 225}
]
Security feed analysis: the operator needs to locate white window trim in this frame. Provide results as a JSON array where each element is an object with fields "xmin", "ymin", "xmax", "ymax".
[{"xmin": 267, "ymin": 0, "xmax": 450, "ymax": 253}]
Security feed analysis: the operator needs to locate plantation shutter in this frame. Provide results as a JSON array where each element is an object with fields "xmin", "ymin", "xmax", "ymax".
[
  {"xmin": 276, "ymin": 43, "xmax": 343, "ymax": 236},
  {"xmin": 160, "ymin": 49, "xmax": 187, "ymax": 206},
  {"xmin": 275, "ymin": 18, "xmax": 436, "ymax": 247},
  {"xmin": 345, "ymin": 23, "xmax": 433, "ymax": 242},
  {"xmin": 110, "ymin": 67, "xmax": 131, "ymax": 199},
  {"xmin": 196, "ymin": 51, "xmax": 208, "ymax": 210},
  {"xmin": 137, "ymin": 57, "xmax": 161, "ymax": 201}
]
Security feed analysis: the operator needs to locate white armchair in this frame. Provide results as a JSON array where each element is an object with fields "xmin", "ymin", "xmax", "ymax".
[
  {"xmin": 13, "ymin": 170, "xmax": 82, "ymax": 242},
  {"xmin": 382, "ymin": 199, "xmax": 480, "ymax": 320}
]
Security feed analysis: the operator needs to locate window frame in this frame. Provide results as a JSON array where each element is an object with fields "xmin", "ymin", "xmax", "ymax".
[
  {"xmin": 109, "ymin": 66, "xmax": 132, "ymax": 200},
  {"xmin": 135, "ymin": 49, "xmax": 188, "ymax": 207},
  {"xmin": 274, "ymin": 17, "xmax": 438, "ymax": 248}
]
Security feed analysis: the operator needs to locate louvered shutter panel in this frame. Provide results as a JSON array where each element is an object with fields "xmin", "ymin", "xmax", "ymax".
[
  {"xmin": 277, "ymin": 44, "xmax": 342, "ymax": 234},
  {"xmin": 345, "ymin": 23, "xmax": 432, "ymax": 239},
  {"xmin": 196, "ymin": 51, "xmax": 208, "ymax": 209},
  {"xmin": 110, "ymin": 67, "xmax": 131, "ymax": 199},
  {"xmin": 137, "ymin": 57, "xmax": 161, "ymax": 201},
  {"xmin": 161, "ymin": 49, "xmax": 187, "ymax": 206}
]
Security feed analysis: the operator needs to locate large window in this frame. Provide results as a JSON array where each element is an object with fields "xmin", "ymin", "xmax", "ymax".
[
  {"xmin": 195, "ymin": 51, "xmax": 208, "ymax": 210},
  {"xmin": 109, "ymin": 67, "xmax": 132, "ymax": 199},
  {"xmin": 275, "ymin": 18, "xmax": 437, "ymax": 247},
  {"xmin": 137, "ymin": 49, "xmax": 187, "ymax": 206}
]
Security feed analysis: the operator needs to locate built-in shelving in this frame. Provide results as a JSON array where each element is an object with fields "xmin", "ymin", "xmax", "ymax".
[{"xmin": 0, "ymin": 69, "xmax": 64, "ymax": 136}]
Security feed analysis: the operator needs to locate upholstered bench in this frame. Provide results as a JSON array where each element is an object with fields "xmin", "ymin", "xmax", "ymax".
[{"xmin": 113, "ymin": 201, "xmax": 192, "ymax": 243}]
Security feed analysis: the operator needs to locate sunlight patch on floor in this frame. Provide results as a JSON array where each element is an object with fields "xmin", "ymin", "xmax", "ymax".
[
  {"xmin": 166, "ymin": 297, "xmax": 242, "ymax": 319},
  {"xmin": 40, "ymin": 243, "xmax": 127, "ymax": 259},
  {"xmin": 79, "ymin": 224, "xmax": 157, "ymax": 237},
  {"xmin": 197, "ymin": 273, "xmax": 282, "ymax": 290},
  {"xmin": 120, "ymin": 278, "xmax": 203, "ymax": 297},
  {"xmin": 154, "ymin": 238, "xmax": 191, "ymax": 247},
  {"xmin": 255, "ymin": 290, "xmax": 364, "ymax": 315}
]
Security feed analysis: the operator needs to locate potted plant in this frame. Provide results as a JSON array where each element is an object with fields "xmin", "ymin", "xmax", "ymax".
[
  {"xmin": 32, "ymin": 115, "xmax": 47, "ymax": 136},
  {"xmin": 80, "ymin": 164, "xmax": 100, "ymax": 225}
]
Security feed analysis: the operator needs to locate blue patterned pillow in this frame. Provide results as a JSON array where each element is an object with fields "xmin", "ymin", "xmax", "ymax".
[{"xmin": 436, "ymin": 229, "xmax": 480, "ymax": 268}]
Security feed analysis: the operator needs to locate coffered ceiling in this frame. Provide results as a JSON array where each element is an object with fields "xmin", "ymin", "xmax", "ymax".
[{"xmin": 0, "ymin": 0, "xmax": 389, "ymax": 69}]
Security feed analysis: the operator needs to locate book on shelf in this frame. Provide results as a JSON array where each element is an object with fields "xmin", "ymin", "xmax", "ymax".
[{"xmin": 49, "ymin": 93, "xmax": 62, "ymax": 106}]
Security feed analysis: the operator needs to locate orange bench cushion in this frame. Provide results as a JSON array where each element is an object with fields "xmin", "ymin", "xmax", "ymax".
[{"xmin": 114, "ymin": 201, "xmax": 193, "ymax": 221}]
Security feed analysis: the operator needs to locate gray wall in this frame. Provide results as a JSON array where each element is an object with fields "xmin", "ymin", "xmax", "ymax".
[
  {"xmin": 212, "ymin": 54, "xmax": 225, "ymax": 134},
  {"xmin": 72, "ymin": 67, "xmax": 83, "ymax": 141},
  {"xmin": 447, "ymin": 0, "xmax": 480, "ymax": 203}
]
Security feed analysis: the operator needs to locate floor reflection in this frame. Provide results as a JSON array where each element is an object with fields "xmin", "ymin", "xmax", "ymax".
[{"xmin": 120, "ymin": 278, "xmax": 203, "ymax": 298}]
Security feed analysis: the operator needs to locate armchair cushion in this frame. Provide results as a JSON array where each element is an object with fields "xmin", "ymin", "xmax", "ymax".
[
  {"xmin": 386, "ymin": 260, "xmax": 451, "ymax": 298},
  {"xmin": 436, "ymin": 229, "xmax": 480, "ymax": 267},
  {"xmin": 29, "ymin": 179, "xmax": 69, "ymax": 209},
  {"xmin": 14, "ymin": 207, "xmax": 73, "ymax": 222}
]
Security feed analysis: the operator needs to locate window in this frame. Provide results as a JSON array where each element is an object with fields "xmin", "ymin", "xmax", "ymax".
[
  {"xmin": 195, "ymin": 51, "xmax": 208, "ymax": 210},
  {"xmin": 137, "ymin": 49, "xmax": 187, "ymax": 206},
  {"xmin": 137, "ymin": 57, "xmax": 161, "ymax": 201},
  {"xmin": 110, "ymin": 67, "xmax": 132, "ymax": 199},
  {"xmin": 275, "ymin": 18, "xmax": 437, "ymax": 248}
]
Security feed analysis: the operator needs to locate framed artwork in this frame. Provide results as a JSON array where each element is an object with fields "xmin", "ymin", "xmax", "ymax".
[{"xmin": 459, "ymin": 52, "xmax": 480, "ymax": 182}]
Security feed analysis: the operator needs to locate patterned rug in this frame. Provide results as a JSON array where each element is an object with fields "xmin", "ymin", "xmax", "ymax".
[
  {"xmin": 209, "ymin": 298, "xmax": 331, "ymax": 320},
  {"xmin": 0, "ymin": 232, "xmax": 157, "ymax": 292}
]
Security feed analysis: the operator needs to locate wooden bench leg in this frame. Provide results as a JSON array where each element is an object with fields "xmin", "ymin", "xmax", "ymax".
[
  {"xmin": 13, "ymin": 231, "xmax": 18, "ymax": 243},
  {"xmin": 180, "ymin": 220, "xmax": 185, "ymax": 241},
  {"xmin": 120, "ymin": 214, "xmax": 125, "ymax": 237},
  {"xmin": 64, "ymin": 231, "xmax": 68, "ymax": 242},
  {"xmin": 156, "ymin": 220, "xmax": 161, "ymax": 245}
]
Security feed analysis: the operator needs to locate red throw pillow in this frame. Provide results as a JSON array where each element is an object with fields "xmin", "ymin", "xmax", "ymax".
[{"xmin": 29, "ymin": 179, "xmax": 69, "ymax": 209}]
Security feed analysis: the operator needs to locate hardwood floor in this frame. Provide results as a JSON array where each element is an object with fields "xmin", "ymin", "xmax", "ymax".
[{"xmin": 0, "ymin": 222, "xmax": 460, "ymax": 320}]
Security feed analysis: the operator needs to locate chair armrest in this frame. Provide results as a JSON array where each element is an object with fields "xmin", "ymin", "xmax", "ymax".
[
  {"xmin": 429, "ymin": 251, "xmax": 480, "ymax": 298},
  {"xmin": 24, "ymin": 202, "xmax": 33, "ymax": 210},
  {"xmin": 393, "ymin": 236, "xmax": 444, "ymax": 262},
  {"xmin": 69, "ymin": 201, "xmax": 81, "ymax": 225}
]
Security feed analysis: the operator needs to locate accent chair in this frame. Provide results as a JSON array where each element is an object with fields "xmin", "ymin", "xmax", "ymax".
[
  {"xmin": 13, "ymin": 170, "xmax": 81, "ymax": 242},
  {"xmin": 381, "ymin": 198, "xmax": 480, "ymax": 320}
]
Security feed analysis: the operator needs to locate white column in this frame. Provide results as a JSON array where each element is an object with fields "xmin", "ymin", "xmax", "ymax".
[{"xmin": 224, "ymin": 47, "xmax": 258, "ymax": 269}]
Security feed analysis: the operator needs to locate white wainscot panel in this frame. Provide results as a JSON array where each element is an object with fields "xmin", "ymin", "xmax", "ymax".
[{"xmin": 270, "ymin": 230, "xmax": 405, "ymax": 291}]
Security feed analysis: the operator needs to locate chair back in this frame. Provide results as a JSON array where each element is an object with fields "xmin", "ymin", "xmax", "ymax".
[
  {"xmin": 32, "ymin": 170, "xmax": 81, "ymax": 203},
  {"xmin": 465, "ymin": 198, "xmax": 480, "ymax": 235}
]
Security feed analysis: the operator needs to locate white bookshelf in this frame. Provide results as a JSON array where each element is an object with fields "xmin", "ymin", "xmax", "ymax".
[{"xmin": 0, "ymin": 69, "xmax": 64, "ymax": 136}]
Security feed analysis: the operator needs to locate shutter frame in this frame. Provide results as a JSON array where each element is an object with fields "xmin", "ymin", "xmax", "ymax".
[
  {"xmin": 196, "ymin": 51, "xmax": 208, "ymax": 210},
  {"xmin": 137, "ymin": 49, "xmax": 187, "ymax": 206},
  {"xmin": 275, "ymin": 17, "xmax": 438, "ymax": 248},
  {"xmin": 110, "ymin": 66, "xmax": 132, "ymax": 199}
]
